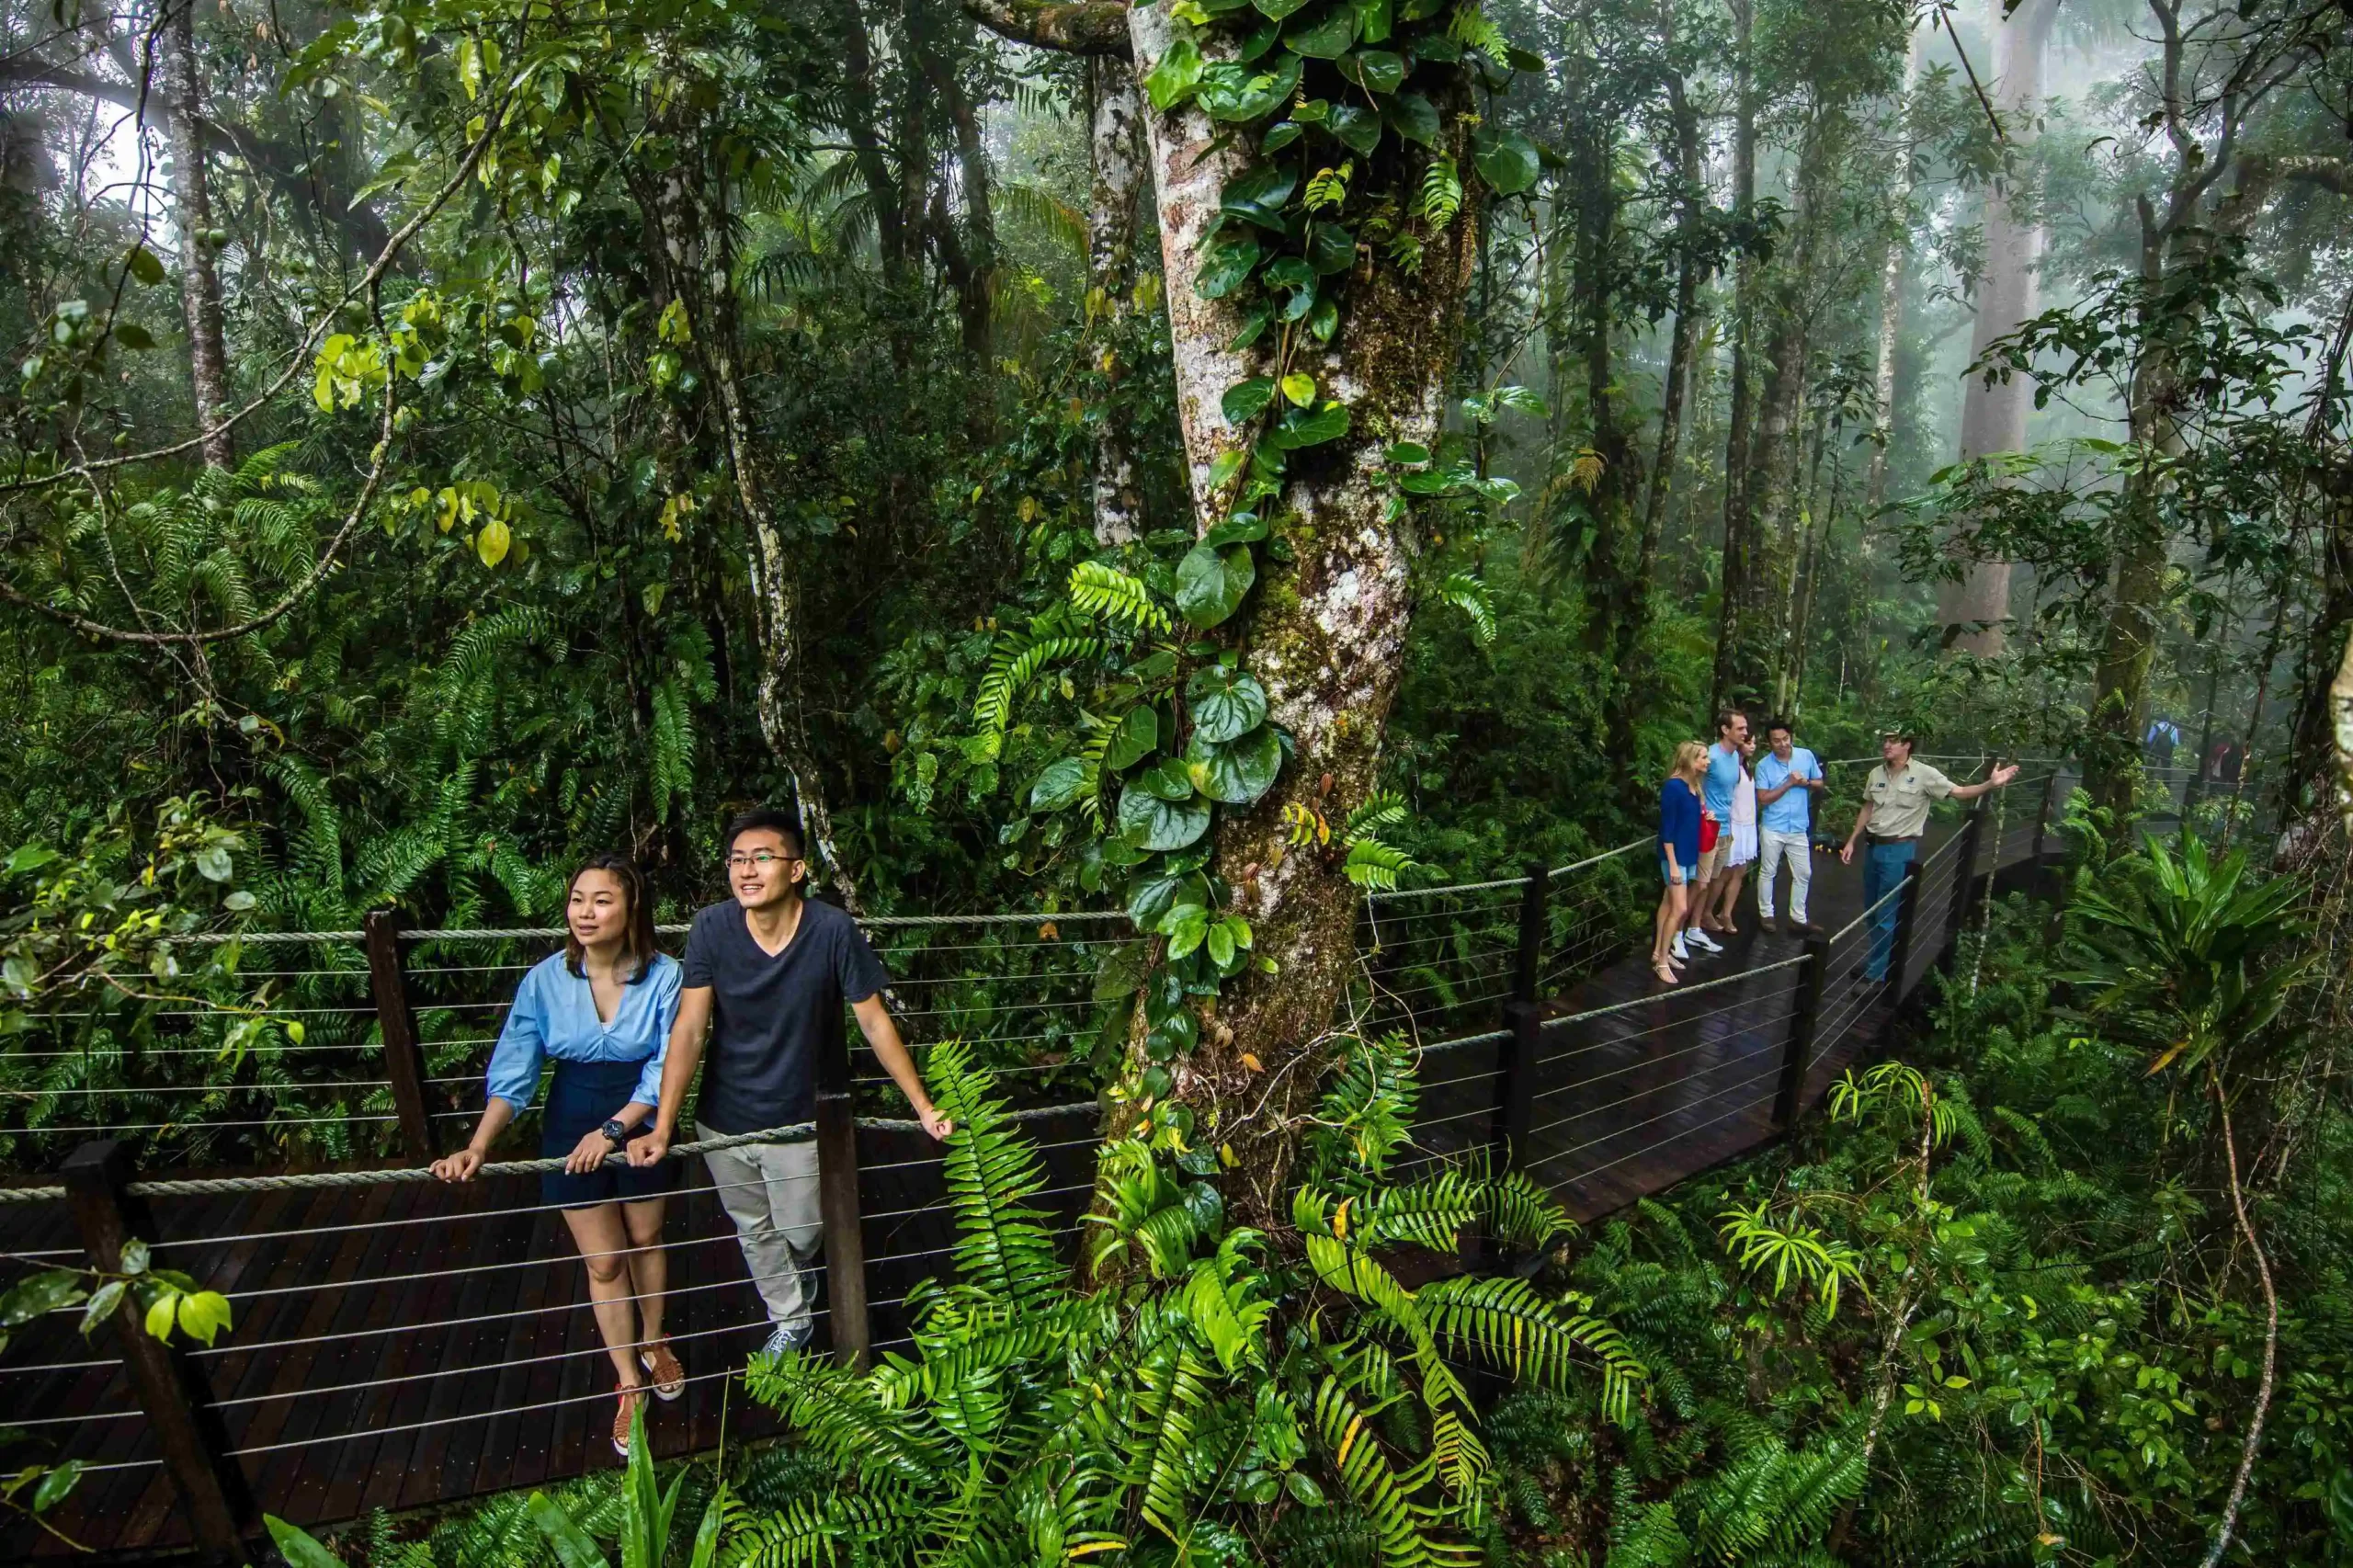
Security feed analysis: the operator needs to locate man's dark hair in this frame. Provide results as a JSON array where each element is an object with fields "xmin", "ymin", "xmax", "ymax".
[
  {"xmin": 1766, "ymin": 717, "xmax": 1793, "ymax": 739},
  {"xmin": 723, "ymin": 807, "xmax": 806, "ymax": 857},
  {"xmin": 1716, "ymin": 708, "xmax": 1746, "ymax": 735}
]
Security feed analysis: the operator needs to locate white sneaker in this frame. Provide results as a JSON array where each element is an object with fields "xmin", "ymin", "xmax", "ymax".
[
  {"xmin": 1670, "ymin": 933, "xmax": 1690, "ymax": 961},
  {"xmin": 1686, "ymin": 929, "xmax": 1724, "ymax": 954}
]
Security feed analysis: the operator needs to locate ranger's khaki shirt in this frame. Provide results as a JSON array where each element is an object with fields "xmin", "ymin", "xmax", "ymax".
[{"xmin": 1862, "ymin": 761, "xmax": 1953, "ymax": 840}]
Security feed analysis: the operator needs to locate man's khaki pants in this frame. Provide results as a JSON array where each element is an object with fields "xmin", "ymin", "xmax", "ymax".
[{"xmin": 699, "ymin": 1125, "xmax": 823, "ymax": 1332}]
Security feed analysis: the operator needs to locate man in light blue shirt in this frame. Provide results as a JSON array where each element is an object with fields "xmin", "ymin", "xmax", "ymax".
[
  {"xmin": 1753, "ymin": 718, "xmax": 1825, "ymax": 933},
  {"xmin": 1685, "ymin": 710, "xmax": 1750, "ymax": 951}
]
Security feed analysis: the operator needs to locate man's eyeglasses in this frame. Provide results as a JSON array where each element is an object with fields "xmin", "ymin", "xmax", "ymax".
[{"xmin": 725, "ymin": 851, "xmax": 801, "ymax": 870}]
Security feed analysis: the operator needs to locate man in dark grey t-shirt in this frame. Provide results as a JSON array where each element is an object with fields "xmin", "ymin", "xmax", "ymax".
[{"xmin": 632, "ymin": 808, "xmax": 950, "ymax": 1357}]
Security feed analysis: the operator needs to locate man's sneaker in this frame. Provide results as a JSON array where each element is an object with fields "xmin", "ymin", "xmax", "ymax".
[
  {"xmin": 1669, "ymin": 933, "xmax": 1691, "ymax": 962},
  {"xmin": 1786, "ymin": 919, "xmax": 1823, "ymax": 937},
  {"xmin": 1685, "ymin": 929, "xmax": 1725, "ymax": 955},
  {"xmin": 612, "ymin": 1384, "xmax": 647, "ymax": 1459},
  {"xmin": 760, "ymin": 1320, "xmax": 814, "ymax": 1360}
]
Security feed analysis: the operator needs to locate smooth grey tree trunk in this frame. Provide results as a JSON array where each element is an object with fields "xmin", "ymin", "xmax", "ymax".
[
  {"xmin": 1938, "ymin": 0, "xmax": 2059, "ymax": 655},
  {"xmin": 1087, "ymin": 56, "xmax": 1147, "ymax": 546},
  {"xmin": 163, "ymin": 0, "xmax": 233, "ymax": 468}
]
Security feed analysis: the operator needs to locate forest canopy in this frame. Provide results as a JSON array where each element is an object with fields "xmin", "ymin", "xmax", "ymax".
[{"xmin": 3, "ymin": 0, "xmax": 2353, "ymax": 1560}]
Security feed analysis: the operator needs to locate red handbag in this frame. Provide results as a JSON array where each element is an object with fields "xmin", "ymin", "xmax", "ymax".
[{"xmin": 1699, "ymin": 812, "xmax": 1721, "ymax": 853}]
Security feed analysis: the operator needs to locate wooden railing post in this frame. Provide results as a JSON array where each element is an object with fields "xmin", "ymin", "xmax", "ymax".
[
  {"xmin": 1888, "ymin": 861, "xmax": 1925, "ymax": 1001},
  {"xmin": 813, "ymin": 1027, "xmax": 870, "ymax": 1369},
  {"xmin": 1512, "ymin": 862, "xmax": 1549, "ymax": 1006},
  {"xmin": 1494, "ymin": 1000, "xmax": 1542, "ymax": 1170},
  {"xmin": 1774, "ymin": 933, "xmax": 1831, "ymax": 1131},
  {"xmin": 363, "ymin": 911, "xmax": 435, "ymax": 1161},
  {"xmin": 62, "ymin": 1142, "xmax": 253, "ymax": 1566},
  {"xmin": 1943, "ymin": 807, "xmax": 1986, "ymax": 976}
]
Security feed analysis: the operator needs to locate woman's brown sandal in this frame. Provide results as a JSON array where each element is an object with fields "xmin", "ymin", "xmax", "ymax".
[{"xmin": 641, "ymin": 1336, "xmax": 686, "ymax": 1401}]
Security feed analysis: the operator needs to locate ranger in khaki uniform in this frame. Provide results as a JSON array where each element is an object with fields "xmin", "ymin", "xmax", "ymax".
[{"xmin": 1840, "ymin": 734, "xmax": 2017, "ymax": 980}]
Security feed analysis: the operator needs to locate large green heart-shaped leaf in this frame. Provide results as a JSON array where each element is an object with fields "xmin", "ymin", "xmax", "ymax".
[
  {"xmin": 1187, "ymin": 725, "xmax": 1284, "ymax": 805},
  {"xmin": 1273, "ymin": 400, "xmax": 1351, "ymax": 449},
  {"xmin": 1284, "ymin": 7, "xmax": 1358, "ymax": 57},
  {"xmin": 1472, "ymin": 127, "xmax": 1540, "ymax": 195},
  {"xmin": 1105, "ymin": 705, "xmax": 1159, "ymax": 771},
  {"xmin": 1255, "ymin": 0, "xmax": 1313, "ymax": 16},
  {"xmin": 1200, "ymin": 55, "xmax": 1302, "ymax": 122},
  {"xmin": 1139, "ymin": 758, "xmax": 1196, "ymax": 801},
  {"xmin": 1338, "ymin": 49, "xmax": 1404, "ymax": 94},
  {"xmin": 1384, "ymin": 92, "xmax": 1439, "ymax": 145},
  {"xmin": 1305, "ymin": 222, "xmax": 1357, "ymax": 276},
  {"xmin": 1029, "ymin": 757, "xmax": 1088, "ymax": 812},
  {"xmin": 1196, "ymin": 233, "xmax": 1263, "ymax": 300},
  {"xmin": 1222, "ymin": 377, "xmax": 1276, "ymax": 426},
  {"xmin": 1188, "ymin": 665, "xmax": 1270, "ymax": 743},
  {"xmin": 1119, "ymin": 784, "xmax": 1212, "ymax": 851},
  {"xmin": 1143, "ymin": 35, "xmax": 1203, "ymax": 111},
  {"xmin": 1175, "ymin": 542, "xmax": 1257, "ymax": 629},
  {"xmin": 1220, "ymin": 165, "xmax": 1299, "ymax": 229},
  {"xmin": 1327, "ymin": 102, "xmax": 1381, "ymax": 156}
]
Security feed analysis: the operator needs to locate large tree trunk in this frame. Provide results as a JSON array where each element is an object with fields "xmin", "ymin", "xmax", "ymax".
[
  {"xmin": 1087, "ymin": 56, "xmax": 1147, "ymax": 547},
  {"xmin": 1864, "ymin": 21, "xmax": 1930, "ymax": 510},
  {"xmin": 1938, "ymin": 0, "xmax": 2059, "ymax": 654},
  {"xmin": 1709, "ymin": 0, "xmax": 1758, "ymax": 721},
  {"xmin": 162, "ymin": 0, "xmax": 232, "ymax": 468},
  {"xmin": 1128, "ymin": 7, "xmax": 1473, "ymax": 1221}
]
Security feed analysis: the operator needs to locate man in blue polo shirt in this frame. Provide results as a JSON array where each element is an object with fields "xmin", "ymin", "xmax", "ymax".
[{"xmin": 1753, "ymin": 718, "xmax": 1825, "ymax": 934}]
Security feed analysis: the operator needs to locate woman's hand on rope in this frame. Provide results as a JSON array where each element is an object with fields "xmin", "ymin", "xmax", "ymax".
[
  {"xmin": 432, "ymin": 1147, "xmax": 485, "ymax": 1183},
  {"xmin": 564, "ymin": 1129, "xmax": 615, "ymax": 1175}
]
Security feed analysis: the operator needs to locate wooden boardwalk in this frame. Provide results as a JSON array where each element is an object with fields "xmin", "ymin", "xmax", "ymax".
[{"xmin": 1, "ymin": 812, "xmax": 2043, "ymax": 1560}]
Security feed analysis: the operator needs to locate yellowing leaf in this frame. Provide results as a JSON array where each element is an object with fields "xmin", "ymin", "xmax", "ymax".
[
  {"xmin": 1240, "ymin": 1052, "xmax": 1264, "ymax": 1073},
  {"xmin": 476, "ymin": 517, "xmax": 512, "ymax": 567},
  {"xmin": 1279, "ymin": 373, "xmax": 1316, "ymax": 407}
]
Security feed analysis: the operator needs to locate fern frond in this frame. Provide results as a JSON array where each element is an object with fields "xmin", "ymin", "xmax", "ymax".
[
  {"xmin": 1415, "ymin": 1275, "xmax": 1647, "ymax": 1426},
  {"xmin": 1067, "ymin": 561, "xmax": 1172, "ymax": 633},
  {"xmin": 926, "ymin": 1040, "xmax": 1067, "ymax": 1309},
  {"xmin": 1419, "ymin": 156, "xmax": 1462, "ymax": 229},
  {"xmin": 1438, "ymin": 572, "xmax": 1495, "ymax": 646}
]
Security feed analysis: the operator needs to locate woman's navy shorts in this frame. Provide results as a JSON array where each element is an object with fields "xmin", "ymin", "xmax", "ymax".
[{"xmin": 540, "ymin": 1057, "xmax": 677, "ymax": 1210}]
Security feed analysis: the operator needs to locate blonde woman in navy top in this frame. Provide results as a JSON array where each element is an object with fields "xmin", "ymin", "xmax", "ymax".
[{"xmin": 431, "ymin": 855, "xmax": 683, "ymax": 1459}]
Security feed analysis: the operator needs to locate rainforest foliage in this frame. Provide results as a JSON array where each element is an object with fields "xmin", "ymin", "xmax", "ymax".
[{"xmin": 4, "ymin": 0, "xmax": 2353, "ymax": 1560}]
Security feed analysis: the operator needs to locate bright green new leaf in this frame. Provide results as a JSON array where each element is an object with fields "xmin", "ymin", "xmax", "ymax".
[
  {"xmin": 1143, "ymin": 34, "xmax": 1204, "ymax": 110},
  {"xmin": 267, "ymin": 1516, "xmax": 345, "ymax": 1568},
  {"xmin": 1279, "ymin": 373, "xmax": 1316, "ymax": 406},
  {"xmin": 476, "ymin": 517, "xmax": 513, "ymax": 567}
]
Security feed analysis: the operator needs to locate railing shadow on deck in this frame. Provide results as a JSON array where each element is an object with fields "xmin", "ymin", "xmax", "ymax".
[{"xmin": 0, "ymin": 762, "xmax": 2068, "ymax": 1561}]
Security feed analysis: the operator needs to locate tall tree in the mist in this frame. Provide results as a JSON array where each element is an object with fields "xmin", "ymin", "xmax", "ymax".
[{"xmin": 1939, "ymin": 0, "xmax": 2059, "ymax": 656}]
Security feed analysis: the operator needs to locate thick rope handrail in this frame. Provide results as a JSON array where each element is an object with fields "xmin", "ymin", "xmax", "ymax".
[{"xmin": 0, "ymin": 1099, "xmax": 1098, "ymax": 1204}]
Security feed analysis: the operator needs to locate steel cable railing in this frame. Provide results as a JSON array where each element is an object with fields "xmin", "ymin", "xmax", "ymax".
[{"xmin": 0, "ymin": 797, "xmax": 2054, "ymax": 1555}]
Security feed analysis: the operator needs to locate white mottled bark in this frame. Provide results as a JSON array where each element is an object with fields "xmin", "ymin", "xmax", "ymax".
[
  {"xmin": 164, "ymin": 0, "xmax": 233, "ymax": 468},
  {"xmin": 1088, "ymin": 56, "xmax": 1148, "ymax": 547},
  {"xmin": 1129, "ymin": 6, "xmax": 1259, "ymax": 528},
  {"xmin": 1126, "ymin": 9, "xmax": 1472, "ymax": 1219},
  {"xmin": 1939, "ymin": 0, "xmax": 2058, "ymax": 656}
]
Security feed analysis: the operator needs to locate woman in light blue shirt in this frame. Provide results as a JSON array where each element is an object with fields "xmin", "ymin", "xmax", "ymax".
[{"xmin": 431, "ymin": 855, "xmax": 683, "ymax": 1459}]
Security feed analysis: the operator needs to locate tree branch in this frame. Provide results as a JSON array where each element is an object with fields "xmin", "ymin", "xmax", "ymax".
[{"xmin": 961, "ymin": 0, "xmax": 1131, "ymax": 56}]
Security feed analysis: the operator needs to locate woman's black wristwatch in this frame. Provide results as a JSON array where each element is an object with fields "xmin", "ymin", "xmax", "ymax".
[{"xmin": 600, "ymin": 1119, "xmax": 630, "ymax": 1147}]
